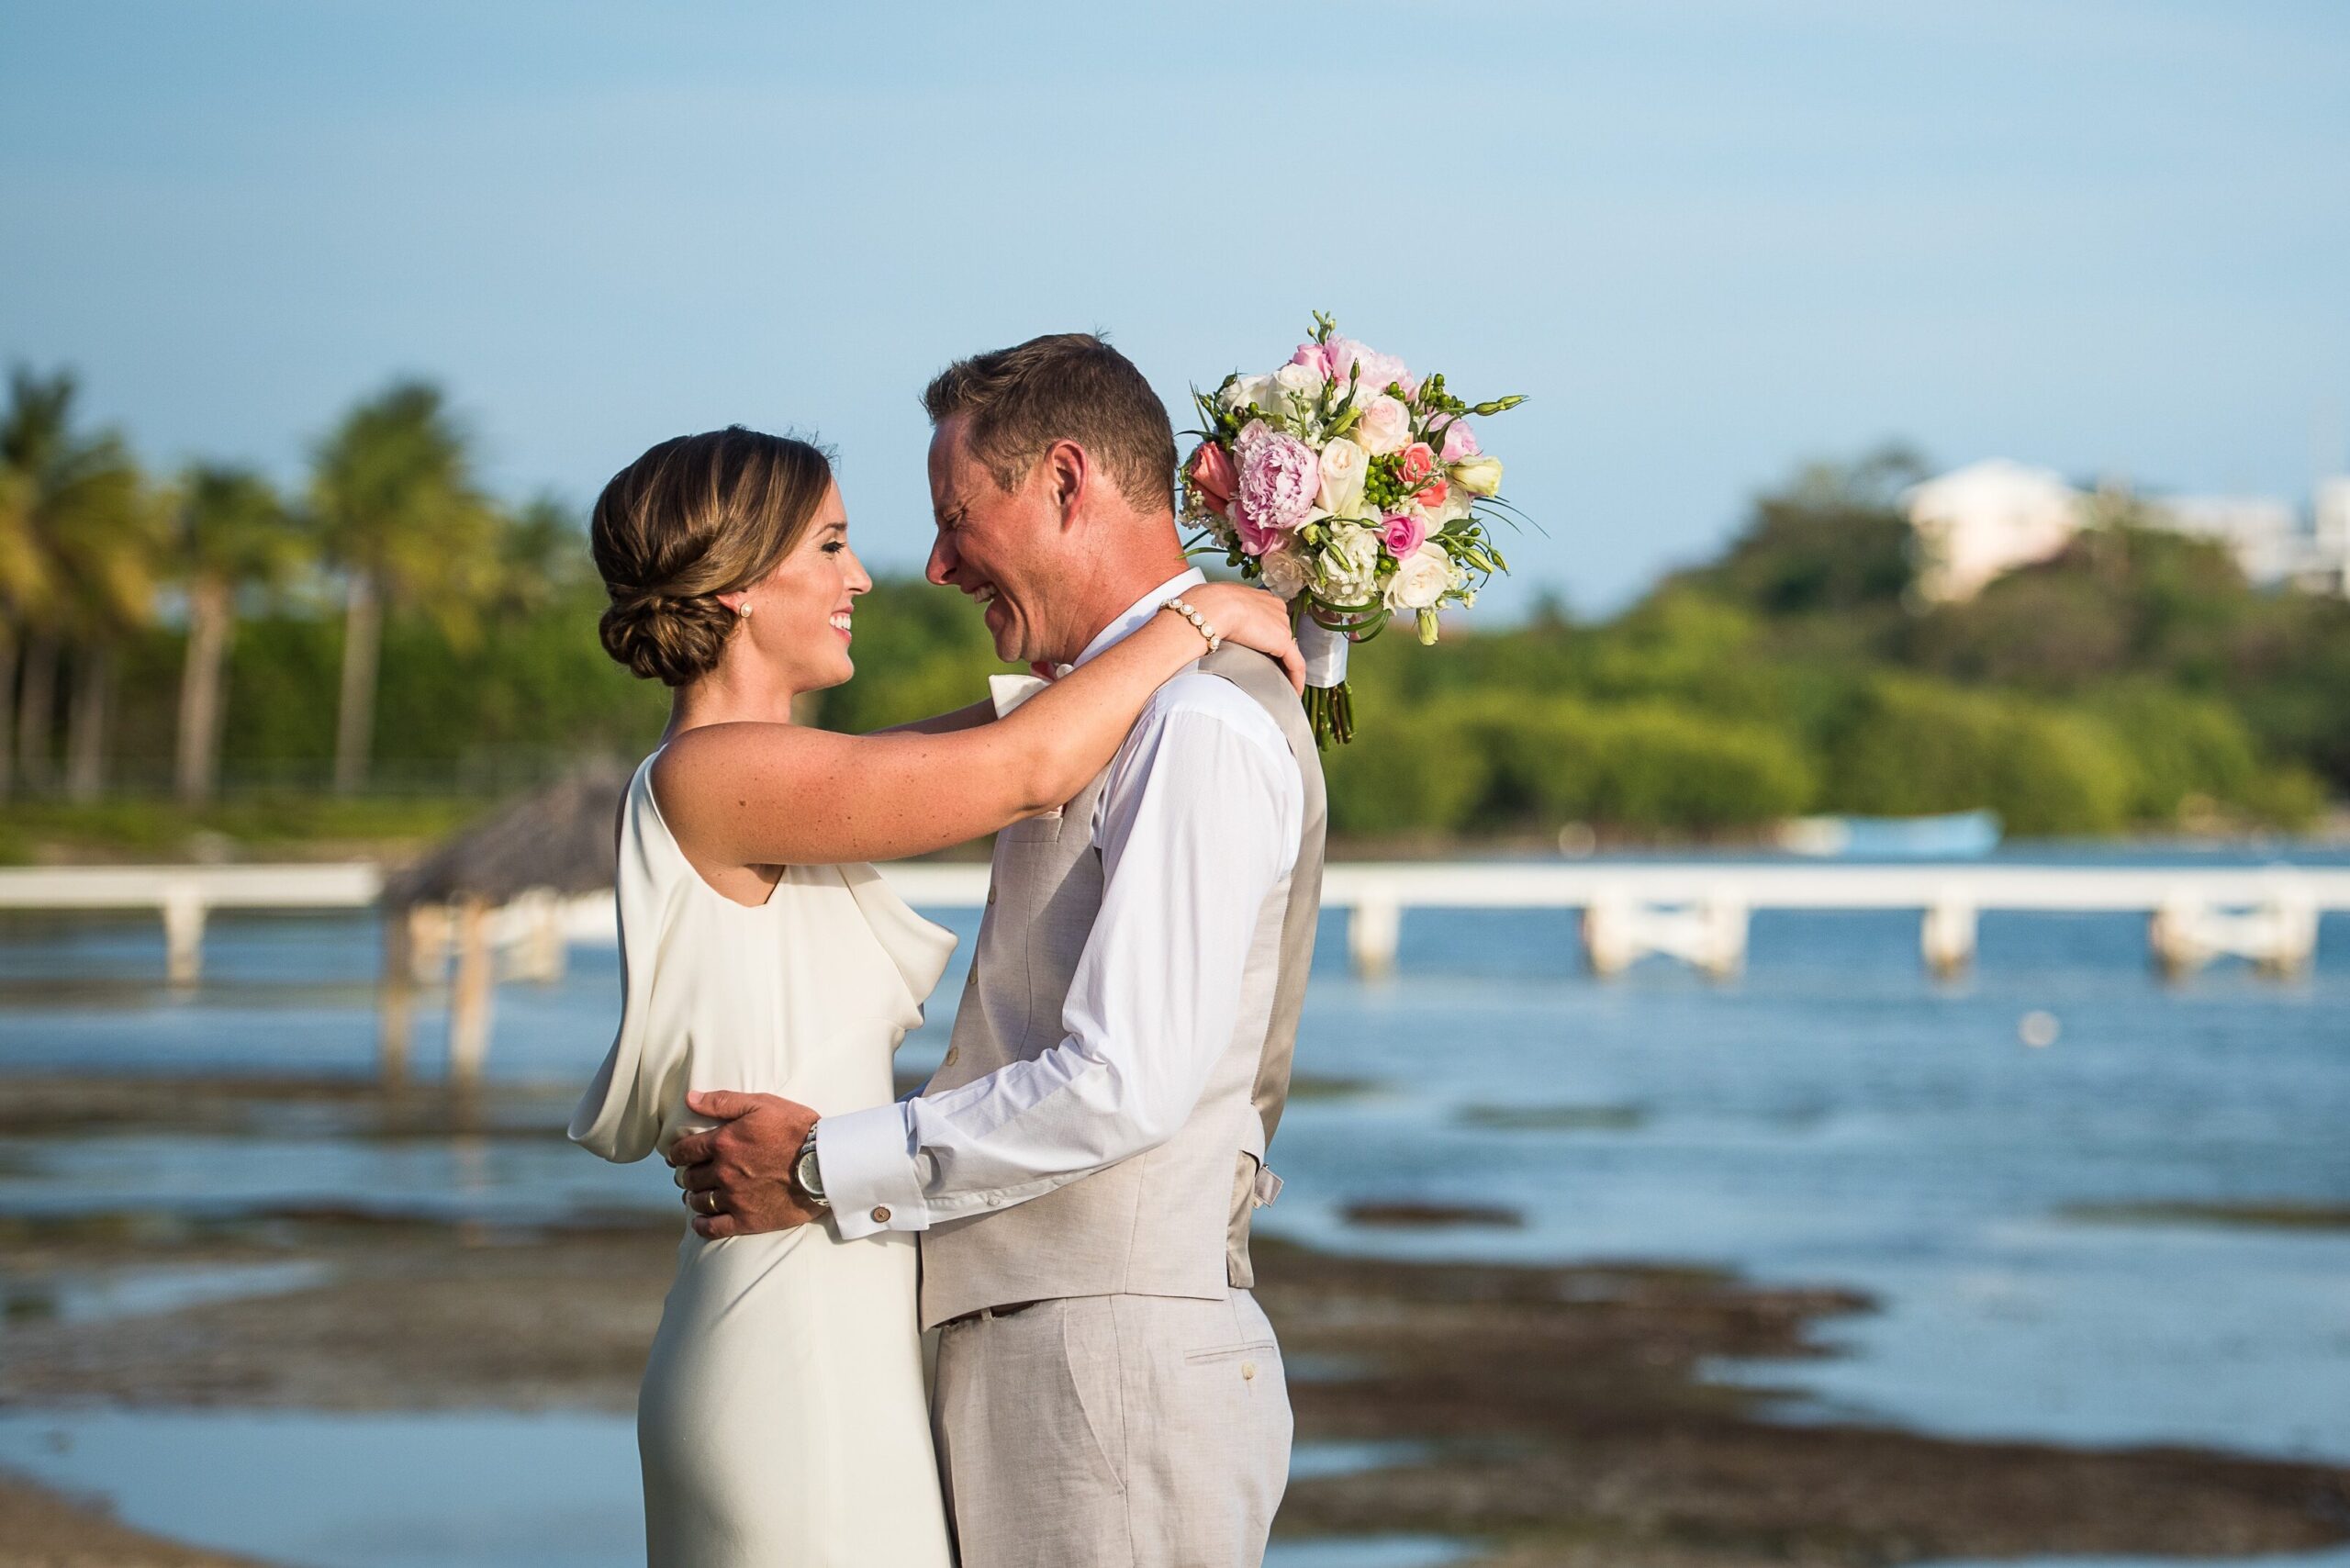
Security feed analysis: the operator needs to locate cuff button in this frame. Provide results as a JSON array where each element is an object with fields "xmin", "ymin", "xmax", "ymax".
[{"xmin": 871, "ymin": 1206, "xmax": 892, "ymax": 1224}]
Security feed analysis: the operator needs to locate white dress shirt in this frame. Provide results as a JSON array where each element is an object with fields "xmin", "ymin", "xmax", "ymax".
[{"xmin": 817, "ymin": 567, "xmax": 1304, "ymax": 1239}]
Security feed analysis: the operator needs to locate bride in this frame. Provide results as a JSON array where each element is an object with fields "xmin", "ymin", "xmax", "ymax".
[{"xmin": 566, "ymin": 425, "xmax": 1301, "ymax": 1567}]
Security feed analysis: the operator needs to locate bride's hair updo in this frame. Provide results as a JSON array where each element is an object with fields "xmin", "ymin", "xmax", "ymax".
[{"xmin": 590, "ymin": 427, "xmax": 833, "ymax": 687}]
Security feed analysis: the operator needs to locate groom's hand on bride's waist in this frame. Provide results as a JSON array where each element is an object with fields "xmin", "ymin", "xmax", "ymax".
[{"xmin": 666, "ymin": 1090, "xmax": 822, "ymax": 1238}]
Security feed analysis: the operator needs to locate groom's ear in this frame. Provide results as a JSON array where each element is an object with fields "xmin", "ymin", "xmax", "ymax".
[{"xmin": 1042, "ymin": 439, "xmax": 1089, "ymax": 531}]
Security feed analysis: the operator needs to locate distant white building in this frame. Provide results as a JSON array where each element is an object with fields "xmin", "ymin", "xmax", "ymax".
[
  {"xmin": 1903, "ymin": 459, "xmax": 2086, "ymax": 603},
  {"xmin": 2305, "ymin": 477, "xmax": 2350, "ymax": 597},
  {"xmin": 1905, "ymin": 460, "xmax": 2350, "ymax": 602},
  {"xmin": 2145, "ymin": 495, "xmax": 2304, "ymax": 586}
]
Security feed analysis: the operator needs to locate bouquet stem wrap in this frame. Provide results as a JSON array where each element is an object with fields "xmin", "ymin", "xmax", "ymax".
[{"xmin": 1296, "ymin": 617, "xmax": 1354, "ymax": 748}]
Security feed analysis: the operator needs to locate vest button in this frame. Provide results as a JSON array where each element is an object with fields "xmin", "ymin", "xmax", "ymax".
[
  {"xmin": 871, "ymin": 1206, "xmax": 891, "ymax": 1224},
  {"xmin": 986, "ymin": 886, "xmax": 997, "ymax": 905},
  {"xmin": 1240, "ymin": 1361, "xmax": 1257, "ymax": 1381},
  {"xmin": 943, "ymin": 1047, "xmax": 959, "ymax": 1067}
]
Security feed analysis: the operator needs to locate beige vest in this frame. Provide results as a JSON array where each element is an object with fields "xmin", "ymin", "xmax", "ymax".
[{"xmin": 916, "ymin": 644, "xmax": 1327, "ymax": 1329}]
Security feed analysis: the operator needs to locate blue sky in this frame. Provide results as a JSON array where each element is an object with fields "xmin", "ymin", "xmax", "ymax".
[{"xmin": 5, "ymin": 1, "xmax": 2345, "ymax": 614}]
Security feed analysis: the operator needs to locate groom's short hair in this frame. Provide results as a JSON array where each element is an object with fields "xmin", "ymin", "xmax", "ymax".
[{"xmin": 923, "ymin": 333, "xmax": 1177, "ymax": 518}]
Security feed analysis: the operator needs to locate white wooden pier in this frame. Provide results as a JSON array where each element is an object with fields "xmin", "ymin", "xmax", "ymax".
[
  {"xmin": 883, "ymin": 861, "xmax": 2349, "ymax": 980},
  {"xmin": 0, "ymin": 863, "xmax": 384, "ymax": 985},
  {"xmin": 2, "ymin": 858, "xmax": 2343, "ymax": 986}
]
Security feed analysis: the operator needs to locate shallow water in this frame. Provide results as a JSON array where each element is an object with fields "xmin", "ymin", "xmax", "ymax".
[
  {"xmin": 1, "ymin": 846, "xmax": 2346, "ymax": 1560},
  {"xmin": 0, "ymin": 1410, "xmax": 1448, "ymax": 1568}
]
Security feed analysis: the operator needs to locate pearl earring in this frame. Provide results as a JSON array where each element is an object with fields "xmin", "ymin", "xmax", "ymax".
[{"xmin": 737, "ymin": 601, "xmax": 754, "ymax": 619}]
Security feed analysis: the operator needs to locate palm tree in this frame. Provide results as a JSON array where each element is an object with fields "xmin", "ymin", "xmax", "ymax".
[
  {"xmin": 0, "ymin": 367, "xmax": 150, "ymax": 799},
  {"xmin": 171, "ymin": 465, "xmax": 309, "ymax": 803},
  {"xmin": 50, "ymin": 450, "xmax": 159, "ymax": 801},
  {"xmin": 311, "ymin": 380, "xmax": 498, "ymax": 794},
  {"xmin": 0, "ymin": 456, "xmax": 42, "ymax": 798}
]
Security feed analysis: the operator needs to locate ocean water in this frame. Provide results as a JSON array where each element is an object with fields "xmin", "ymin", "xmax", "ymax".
[{"xmin": 1, "ymin": 847, "xmax": 2345, "ymax": 1564}]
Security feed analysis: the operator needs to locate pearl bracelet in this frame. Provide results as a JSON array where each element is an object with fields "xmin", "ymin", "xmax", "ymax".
[{"xmin": 1160, "ymin": 595, "xmax": 1222, "ymax": 654}]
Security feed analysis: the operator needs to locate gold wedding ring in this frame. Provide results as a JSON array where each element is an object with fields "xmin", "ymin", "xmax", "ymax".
[{"xmin": 691, "ymin": 1189, "xmax": 721, "ymax": 1216}]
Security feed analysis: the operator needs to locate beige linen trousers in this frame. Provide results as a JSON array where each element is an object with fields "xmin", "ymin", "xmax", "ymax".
[{"xmin": 932, "ymin": 1289, "xmax": 1292, "ymax": 1568}]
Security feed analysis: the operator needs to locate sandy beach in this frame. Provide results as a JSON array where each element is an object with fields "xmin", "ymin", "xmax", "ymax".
[{"xmin": 4, "ymin": 1072, "xmax": 2347, "ymax": 1568}]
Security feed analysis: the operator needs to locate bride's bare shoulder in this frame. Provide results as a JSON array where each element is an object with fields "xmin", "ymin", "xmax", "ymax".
[{"xmin": 652, "ymin": 721, "xmax": 818, "ymax": 803}]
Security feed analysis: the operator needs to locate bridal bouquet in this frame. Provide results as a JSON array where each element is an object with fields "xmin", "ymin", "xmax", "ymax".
[{"xmin": 1181, "ymin": 313, "xmax": 1525, "ymax": 746}]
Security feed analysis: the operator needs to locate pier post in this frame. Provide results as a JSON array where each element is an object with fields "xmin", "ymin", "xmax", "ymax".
[
  {"xmin": 2150, "ymin": 891, "xmax": 2204, "ymax": 978},
  {"xmin": 1348, "ymin": 892, "xmax": 1402, "ymax": 980},
  {"xmin": 408, "ymin": 902, "xmax": 452, "ymax": 986},
  {"xmin": 448, "ymin": 896, "xmax": 494, "ymax": 1090},
  {"xmin": 161, "ymin": 880, "xmax": 206, "ymax": 987},
  {"xmin": 1696, "ymin": 890, "xmax": 1748, "ymax": 979},
  {"xmin": 1583, "ymin": 887, "xmax": 1747, "ymax": 978},
  {"xmin": 2149, "ymin": 882, "xmax": 2318, "ymax": 979},
  {"xmin": 377, "ymin": 905, "xmax": 414, "ymax": 1087},
  {"xmin": 1921, "ymin": 890, "xmax": 1977, "ymax": 980},
  {"xmin": 506, "ymin": 890, "xmax": 567, "ymax": 983},
  {"xmin": 2257, "ymin": 887, "xmax": 2319, "ymax": 979},
  {"xmin": 1582, "ymin": 889, "xmax": 1635, "ymax": 976}
]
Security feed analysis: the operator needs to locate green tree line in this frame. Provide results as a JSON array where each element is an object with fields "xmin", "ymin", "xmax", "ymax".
[{"xmin": 4, "ymin": 370, "xmax": 2342, "ymax": 843}]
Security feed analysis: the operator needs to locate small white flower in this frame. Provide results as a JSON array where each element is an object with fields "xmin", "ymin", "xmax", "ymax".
[
  {"xmin": 1316, "ymin": 522, "xmax": 1384, "ymax": 607},
  {"xmin": 1258, "ymin": 543, "xmax": 1312, "ymax": 599}
]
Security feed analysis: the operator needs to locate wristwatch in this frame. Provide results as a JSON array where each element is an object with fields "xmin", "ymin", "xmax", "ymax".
[{"xmin": 792, "ymin": 1129, "xmax": 830, "ymax": 1210}]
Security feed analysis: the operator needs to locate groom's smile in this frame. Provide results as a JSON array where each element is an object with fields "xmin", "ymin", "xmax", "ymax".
[{"xmin": 927, "ymin": 413, "xmax": 1052, "ymax": 666}]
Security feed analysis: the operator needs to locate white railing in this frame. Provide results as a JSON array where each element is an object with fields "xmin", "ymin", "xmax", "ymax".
[
  {"xmin": 4, "ymin": 859, "xmax": 2344, "ymax": 983},
  {"xmin": 0, "ymin": 863, "xmax": 383, "ymax": 984}
]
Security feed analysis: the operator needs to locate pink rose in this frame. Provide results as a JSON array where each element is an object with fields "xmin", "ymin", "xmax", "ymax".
[
  {"xmin": 1397, "ymin": 442, "xmax": 1438, "ymax": 487},
  {"xmin": 1323, "ymin": 337, "xmax": 1415, "ymax": 398},
  {"xmin": 1354, "ymin": 394, "xmax": 1411, "ymax": 455},
  {"xmin": 1380, "ymin": 510, "xmax": 1428, "ymax": 558},
  {"xmin": 1232, "ymin": 431, "xmax": 1320, "ymax": 556},
  {"xmin": 1185, "ymin": 441, "xmax": 1236, "ymax": 516},
  {"xmin": 1415, "ymin": 476, "xmax": 1449, "ymax": 510},
  {"xmin": 1438, "ymin": 417, "xmax": 1481, "ymax": 462}
]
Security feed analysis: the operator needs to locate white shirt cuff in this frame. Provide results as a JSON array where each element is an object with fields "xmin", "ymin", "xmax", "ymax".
[{"xmin": 814, "ymin": 1103, "xmax": 931, "ymax": 1238}]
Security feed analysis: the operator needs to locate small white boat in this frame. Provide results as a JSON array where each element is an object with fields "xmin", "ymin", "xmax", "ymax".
[{"xmin": 1777, "ymin": 810, "xmax": 2003, "ymax": 859}]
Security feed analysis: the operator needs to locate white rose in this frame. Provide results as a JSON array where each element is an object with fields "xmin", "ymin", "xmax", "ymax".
[
  {"xmin": 1354, "ymin": 394, "xmax": 1410, "ymax": 455},
  {"xmin": 1272, "ymin": 362, "xmax": 1324, "ymax": 416},
  {"xmin": 1385, "ymin": 542, "xmax": 1452, "ymax": 611},
  {"xmin": 1316, "ymin": 436, "xmax": 1368, "ymax": 519},
  {"xmin": 1316, "ymin": 523, "xmax": 1384, "ymax": 607},
  {"xmin": 1223, "ymin": 374, "xmax": 1279, "ymax": 415},
  {"xmin": 1257, "ymin": 543, "xmax": 1312, "ymax": 599},
  {"xmin": 1451, "ymin": 454, "xmax": 1504, "ymax": 497}
]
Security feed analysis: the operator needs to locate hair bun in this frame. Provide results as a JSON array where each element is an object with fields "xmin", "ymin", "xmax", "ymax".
[
  {"xmin": 599, "ymin": 592, "xmax": 739, "ymax": 687},
  {"xmin": 588, "ymin": 428, "xmax": 834, "ymax": 688}
]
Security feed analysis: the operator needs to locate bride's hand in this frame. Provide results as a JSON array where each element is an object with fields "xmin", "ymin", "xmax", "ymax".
[{"xmin": 1185, "ymin": 582, "xmax": 1307, "ymax": 694}]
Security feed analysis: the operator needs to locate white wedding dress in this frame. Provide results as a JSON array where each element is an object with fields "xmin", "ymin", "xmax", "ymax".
[{"xmin": 570, "ymin": 752, "xmax": 957, "ymax": 1568}]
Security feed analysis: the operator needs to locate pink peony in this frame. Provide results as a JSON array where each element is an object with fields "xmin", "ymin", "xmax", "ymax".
[
  {"xmin": 1438, "ymin": 417, "xmax": 1481, "ymax": 462},
  {"xmin": 1186, "ymin": 440, "xmax": 1236, "ymax": 516},
  {"xmin": 1380, "ymin": 510, "xmax": 1429, "ymax": 558},
  {"xmin": 1232, "ymin": 431, "xmax": 1321, "ymax": 556}
]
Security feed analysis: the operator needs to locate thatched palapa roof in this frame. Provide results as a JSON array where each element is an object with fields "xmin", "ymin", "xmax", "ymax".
[{"xmin": 383, "ymin": 760, "xmax": 632, "ymax": 909}]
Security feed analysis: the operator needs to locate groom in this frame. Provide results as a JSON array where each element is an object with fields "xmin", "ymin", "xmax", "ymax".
[{"xmin": 669, "ymin": 332, "xmax": 1327, "ymax": 1568}]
